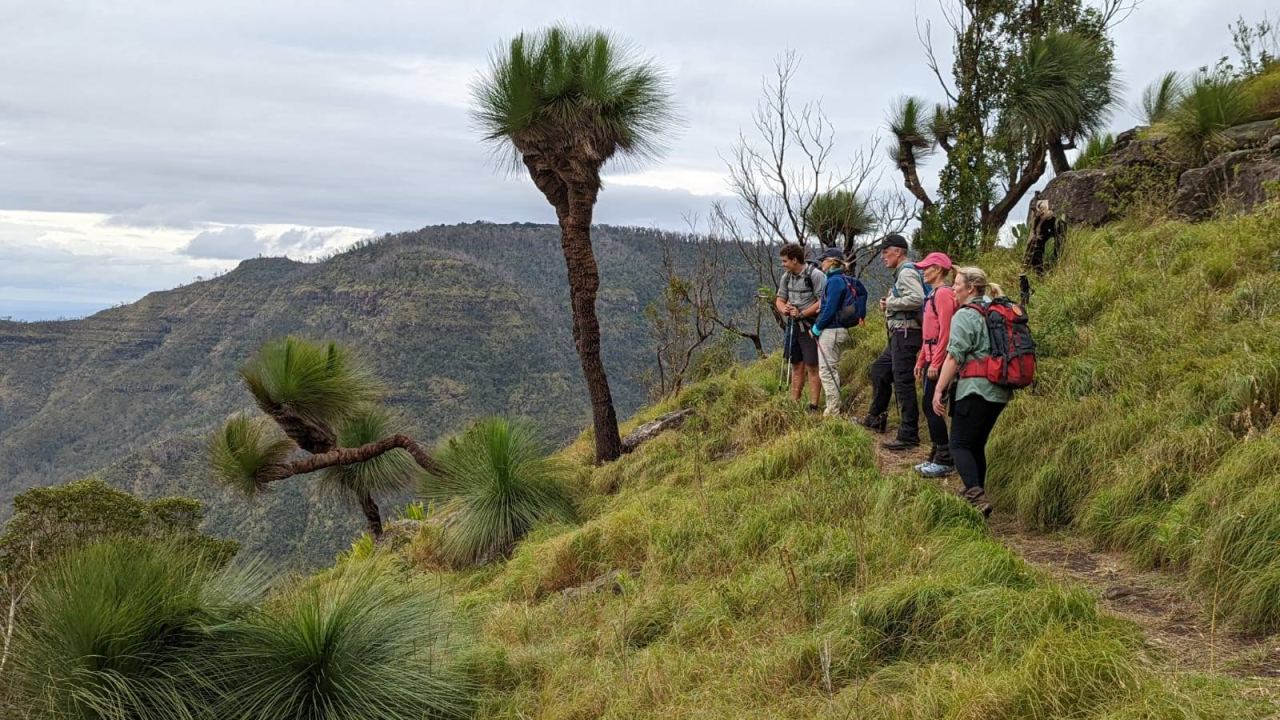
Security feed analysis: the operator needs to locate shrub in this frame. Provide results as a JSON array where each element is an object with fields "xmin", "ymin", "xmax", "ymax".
[
  {"xmin": 204, "ymin": 559, "xmax": 472, "ymax": 719},
  {"xmin": 1170, "ymin": 74, "xmax": 1253, "ymax": 161},
  {"xmin": 10, "ymin": 538, "xmax": 255, "ymax": 719},
  {"xmin": 422, "ymin": 418, "xmax": 576, "ymax": 566}
]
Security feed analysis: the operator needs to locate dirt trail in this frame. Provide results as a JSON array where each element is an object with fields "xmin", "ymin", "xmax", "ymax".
[{"xmin": 869, "ymin": 435, "xmax": 1280, "ymax": 682}]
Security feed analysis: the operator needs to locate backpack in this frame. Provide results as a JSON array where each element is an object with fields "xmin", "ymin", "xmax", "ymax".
[
  {"xmin": 800, "ymin": 262, "xmax": 824, "ymax": 293},
  {"xmin": 831, "ymin": 275, "xmax": 866, "ymax": 328},
  {"xmin": 891, "ymin": 262, "xmax": 932, "ymax": 325},
  {"xmin": 958, "ymin": 297, "xmax": 1037, "ymax": 389}
]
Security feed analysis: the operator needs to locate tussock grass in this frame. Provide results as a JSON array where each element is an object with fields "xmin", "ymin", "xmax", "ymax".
[
  {"xmin": 986, "ymin": 203, "xmax": 1280, "ymax": 633},
  {"xmin": 389, "ymin": 317, "xmax": 1278, "ymax": 717}
]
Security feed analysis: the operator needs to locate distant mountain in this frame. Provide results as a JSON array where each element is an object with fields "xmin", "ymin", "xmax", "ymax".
[{"xmin": 0, "ymin": 223, "xmax": 765, "ymax": 568}]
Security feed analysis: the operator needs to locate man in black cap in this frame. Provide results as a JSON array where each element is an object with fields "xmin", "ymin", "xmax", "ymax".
[{"xmin": 859, "ymin": 233, "xmax": 925, "ymax": 450}]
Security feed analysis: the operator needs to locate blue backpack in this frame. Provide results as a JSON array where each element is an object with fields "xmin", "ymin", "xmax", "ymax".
[{"xmin": 833, "ymin": 275, "xmax": 867, "ymax": 328}]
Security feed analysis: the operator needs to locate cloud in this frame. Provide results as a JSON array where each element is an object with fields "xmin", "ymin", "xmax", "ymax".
[
  {"xmin": 104, "ymin": 201, "xmax": 212, "ymax": 229},
  {"xmin": 179, "ymin": 226, "xmax": 266, "ymax": 259}
]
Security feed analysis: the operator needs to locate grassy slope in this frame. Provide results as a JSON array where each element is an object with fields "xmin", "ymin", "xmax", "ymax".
[
  {"xmin": 367, "ymin": 205, "xmax": 1280, "ymax": 717},
  {"xmin": 409, "ymin": 370, "xmax": 1268, "ymax": 717},
  {"xmin": 983, "ymin": 204, "xmax": 1280, "ymax": 634}
]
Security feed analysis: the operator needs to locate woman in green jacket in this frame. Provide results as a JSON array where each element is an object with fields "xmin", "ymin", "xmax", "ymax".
[{"xmin": 931, "ymin": 266, "xmax": 1009, "ymax": 517}]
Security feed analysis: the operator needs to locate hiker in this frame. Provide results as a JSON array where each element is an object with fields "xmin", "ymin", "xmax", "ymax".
[
  {"xmin": 809, "ymin": 247, "xmax": 868, "ymax": 416},
  {"xmin": 913, "ymin": 252, "xmax": 957, "ymax": 478},
  {"xmin": 859, "ymin": 233, "xmax": 925, "ymax": 451},
  {"xmin": 931, "ymin": 266, "xmax": 1011, "ymax": 516},
  {"xmin": 774, "ymin": 243, "xmax": 825, "ymax": 411}
]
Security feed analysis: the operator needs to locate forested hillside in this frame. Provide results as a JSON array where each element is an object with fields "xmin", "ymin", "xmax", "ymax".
[{"xmin": 0, "ymin": 223, "xmax": 765, "ymax": 567}]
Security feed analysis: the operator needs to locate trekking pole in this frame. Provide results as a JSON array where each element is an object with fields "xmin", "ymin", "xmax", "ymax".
[{"xmin": 780, "ymin": 318, "xmax": 794, "ymax": 390}]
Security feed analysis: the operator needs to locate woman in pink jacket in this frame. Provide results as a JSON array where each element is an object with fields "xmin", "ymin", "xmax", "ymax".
[{"xmin": 913, "ymin": 252, "xmax": 957, "ymax": 477}]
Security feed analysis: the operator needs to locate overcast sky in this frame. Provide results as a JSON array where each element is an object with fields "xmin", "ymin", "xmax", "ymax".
[{"xmin": 0, "ymin": 0, "xmax": 1269, "ymax": 320}]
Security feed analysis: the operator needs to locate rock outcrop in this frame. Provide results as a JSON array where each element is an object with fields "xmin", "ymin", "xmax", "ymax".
[{"xmin": 1041, "ymin": 119, "xmax": 1280, "ymax": 227}]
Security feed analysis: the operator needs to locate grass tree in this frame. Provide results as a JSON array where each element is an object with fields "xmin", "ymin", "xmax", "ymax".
[
  {"xmin": 804, "ymin": 189, "xmax": 877, "ymax": 258},
  {"xmin": 210, "ymin": 336, "xmax": 441, "ymax": 540},
  {"xmin": 472, "ymin": 26, "xmax": 676, "ymax": 463},
  {"xmin": 422, "ymin": 418, "xmax": 576, "ymax": 566},
  {"xmin": 1140, "ymin": 71, "xmax": 1185, "ymax": 125}
]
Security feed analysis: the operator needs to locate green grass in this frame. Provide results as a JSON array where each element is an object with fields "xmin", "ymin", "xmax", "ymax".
[
  {"xmin": 386, "ymin": 344, "xmax": 1276, "ymax": 717},
  {"xmin": 984, "ymin": 202, "xmax": 1280, "ymax": 633}
]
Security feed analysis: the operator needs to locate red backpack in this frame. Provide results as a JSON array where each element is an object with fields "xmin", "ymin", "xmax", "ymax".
[{"xmin": 959, "ymin": 297, "xmax": 1037, "ymax": 389}]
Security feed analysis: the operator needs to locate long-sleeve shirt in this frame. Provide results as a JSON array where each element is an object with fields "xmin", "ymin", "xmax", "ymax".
[
  {"xmin": 813, "ymin": 272, "xmax": 867, "ymax": 332},
  {"xmin": 916, "ymin": 285, "xmax": 957, "ymax": 372},
  {"xmin": 884, "ymin": 262, "xmax": 925, "ymax": 330}
]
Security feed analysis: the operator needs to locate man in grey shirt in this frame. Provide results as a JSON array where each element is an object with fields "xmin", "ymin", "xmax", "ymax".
[
  {"xmin": 774, "ymin": 243, "xmax": 826, "ymax": 410},
  {"xmin": 859, "ymin": 233, "xmax": 925, "ymax": 449}
]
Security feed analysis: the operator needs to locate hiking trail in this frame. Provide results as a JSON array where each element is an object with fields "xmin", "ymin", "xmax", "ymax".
[{"xmin": 870, "ymin": 436, "xmax": 1280, "ymax": 685}]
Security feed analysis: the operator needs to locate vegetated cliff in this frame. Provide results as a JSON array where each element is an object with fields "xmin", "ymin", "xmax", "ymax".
[{"xmin": 0, "ymin": 223, "xmax": 763, "ymax": 568}]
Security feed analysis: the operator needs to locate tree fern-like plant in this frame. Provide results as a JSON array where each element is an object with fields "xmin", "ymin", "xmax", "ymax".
[
  {"xmin": 804, "ymin": 189, "xmax": 876, "ymax": 252},
  {"xmin": 1006, "ymin": 32, "xmax": 1119, "ymax": 173},
  {"xmin": 10, "ymin": 538, "xmax": 258, "ymax": 719},
  {"xmin": 1171, "ymin": 73, "xmax": 1253, "ymax": 161},
  {"xmin": 1140, "ymin": 71, "xmax": 1184, "ymax": 124},
  {"xmin": 422, "ymin": 418, "xmax": 576, "ymax": 566},
  {"xmin": 239, "ymin": 336, "xmax": 382, "ymax": 452},
  {"xmin": 472, "ymin": 26, "xmax": 676, "ymax": 463},
  {"xmin": 204, "ymin": 559, "xmax": 471, "ymax": 720},
  {"xmin": 212, "ymin": 337, "xmax": 443, "ymax": 540},
  {"xmin": 887, "ymin": 96, "xmax": 937, "ymax": 212}
]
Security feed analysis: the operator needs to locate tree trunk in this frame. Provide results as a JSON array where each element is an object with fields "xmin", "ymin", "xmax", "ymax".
[
  {"xmin": 557, "ymin": 184, "xmax": 623, "ymax": 463},
  {"xmin": 982, "ymin": 149, "xmax": 1048, "ymax": 237},
  {"xmin": 358, "ymin": 492, "xmax": 383, "ymax": 539},
  {"xmin": 895, "ymin": 147, "xmax": 936, "ymax": 211},
  {"xmin": 1048, "ymin": 139, "xmax": 1072, "ymax": 174}
]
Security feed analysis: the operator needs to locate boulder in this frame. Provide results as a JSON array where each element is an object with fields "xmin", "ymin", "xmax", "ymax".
[
  {"xmin": 1174, "ymin": 149, "xmax": 1280, "ymax": 220},
  {"xmin": 1221, "ymin": 118, "xmax": 1280, "ymax": 150},
  {"xmin": 1039, "ymin": 169, "xmax": 1117, "ymax": 227},
  {"xmin": 1109, "ymin": 135, "xmax": 1175, "ymax": 169}
]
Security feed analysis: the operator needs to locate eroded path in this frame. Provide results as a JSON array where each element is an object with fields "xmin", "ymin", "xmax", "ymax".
[{"xmin": 870, "ymin": 436, "xmax": 1280, "ymax": 684}]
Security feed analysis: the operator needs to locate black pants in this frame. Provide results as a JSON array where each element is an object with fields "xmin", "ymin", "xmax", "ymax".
[
  {"xmin": 949, "ymin": 394, "xmax": 1006, "ymax": 490},
  {"xmin": 868, "ymin": 327, "xmax": 923, "ymax": 443},
  {"xmin": 921, "ymin": 375, "xmax": 953, "ymax": 465}
]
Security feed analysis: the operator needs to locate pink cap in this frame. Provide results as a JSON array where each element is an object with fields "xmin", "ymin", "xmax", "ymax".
[{"xmin": 915, "ymin": 252, "xmax": 953, "ymax": 271}]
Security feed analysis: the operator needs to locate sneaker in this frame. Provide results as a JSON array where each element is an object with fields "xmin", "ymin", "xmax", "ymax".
[
  {"xmin": 881, "ymin": 438, "xmax": 920, "ymax": 452},
  {"xmin": 920, "ymin": 463, "xmax": 955, "ymax": 478},
  {"xmin": 913, "ymin": 461, "xmax": 930, "ymax": 473},
  {"xmin": 857, "ymin": 413, "xmax": 888, "ymax": 433}
]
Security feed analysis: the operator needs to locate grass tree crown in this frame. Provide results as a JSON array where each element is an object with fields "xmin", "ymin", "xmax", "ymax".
[{"xmin": 471, "ymin": 25, "xmax": 677, "ymax": 181}]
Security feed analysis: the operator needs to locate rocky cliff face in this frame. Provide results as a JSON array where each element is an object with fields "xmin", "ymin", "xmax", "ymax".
[
  {"xmin": 0, "ymin": 223, "xmax": 763, "ymax": 568},
  {"xmin": 1041, "ymin": 118, "xmax": 1280, "ymax": 227}
]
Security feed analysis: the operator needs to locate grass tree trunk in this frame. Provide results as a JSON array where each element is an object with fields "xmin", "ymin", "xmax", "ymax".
[
  {"xmin": 358, "ymin": 493, "xmax": 384, "ymax": 539},
  {"xmin": 557, "ymin": 184, "xmax": 623, "ymax": 463},
  {"xmin": 1048, "ymin": 139, "xmax": 1072, "ymax": 174}
]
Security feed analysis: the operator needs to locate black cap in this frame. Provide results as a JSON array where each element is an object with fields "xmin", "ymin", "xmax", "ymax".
[{"xmin": 878, "ymin": 233, "xmax": 909, "ymax": 251}]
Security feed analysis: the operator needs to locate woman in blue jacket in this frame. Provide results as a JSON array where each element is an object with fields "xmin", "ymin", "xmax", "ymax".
[{"xmin": 810, "ymin": 248, "xmax": 867, "ymax": 416}]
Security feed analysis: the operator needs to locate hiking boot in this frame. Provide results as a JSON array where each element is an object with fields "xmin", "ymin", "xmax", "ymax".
[
  {"xmin": 807, "ymin": 403, "xmax": 821, "ymax": 414},
  {"xmin": 919, "ymin": 463, "xmax": 955, "ymax": 478},
  {"xmin": 881, "ymin": 438, "xmax": 920, "ymax": 452},
  {"xmin": 857, "ymin": 413, "xmax": 888, "ymax": 433},
  {"xmin": 962, "ymin": 486, "xmax": 993, "ymax": 518}
]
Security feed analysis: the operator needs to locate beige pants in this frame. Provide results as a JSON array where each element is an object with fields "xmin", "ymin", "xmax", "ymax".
[{"xmin": 817, "ymin": 327, "xmax": 848, "ymax": 415}]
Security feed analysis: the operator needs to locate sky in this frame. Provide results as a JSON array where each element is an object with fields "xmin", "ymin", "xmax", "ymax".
[{"xmin": 0, "ymin": 0, "xmax": 1270, "ymax": 320}]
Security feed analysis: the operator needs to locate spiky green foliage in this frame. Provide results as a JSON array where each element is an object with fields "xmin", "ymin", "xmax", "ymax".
[
  {"xmin": 927, "ymin": 102, "xmax": 954, "ymax": 146},
  {"xmin": 472, "ymin": 25, "xmax": 676, "ymax": 171},
  {"xmin": 422, "ymin": 418, "xmax": 576, "ymax": 566},
  {"xmin": 9, "ymin": 538, "xmax": 257, "ymax": 719},
  {"xmin": 239, "ymin": 336, "xmax": 381, "ymax": 430},
  {"xmin": 804, "ymin": 190, "xmax": 876, "ymax": 248},
  {"xmin": 320, "ymin": 407, "xmax": 423, "ymax": 500},
  {"xmin": 887, "ymin": 95, "xmax": 935, "ymax": 161},
  {"xmin": 1140, "ymin": 71, "xmax": 1184, "ymax": 124},
  {"xmin": 204, "ymin": 559, "xmax": 471, "ymax": 720},
  {"xmin": 399, "ymin": 359, "xmax": 1271, "ymax": 718},
  {"xmin": 209, "ymin": 414, "xmax": 294, "ymax": 495},
  {"xmin": 1006, "ymin": 32, "xmax": 1119, "ymax": 142},
  {"xmin": 1073, "ymin": 132, "xmax": 1115, "ymax": 170},
  {"xmin": 1169, "ymin": 73, "xmax": 1253, "ymax": 160}
]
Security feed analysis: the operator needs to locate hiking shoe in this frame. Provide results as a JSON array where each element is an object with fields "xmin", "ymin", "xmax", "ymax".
[
  {"xmin": 913, "ymin": 461, "xmax": 931, "ymax": 473},
  {"xmin": 881, "ymin": 438, "xmax": 920, "ymax": 452},
  {"xmin": 962, "ymin": 487, "xmax": 993, "ymax": 518},
  {"xmin": 920, "ymin": 463, "xmax": 955, "ymax": 478},
  {"xmin": 857, "ymin": 413, "xmax": 888, "ymax": 433}
]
